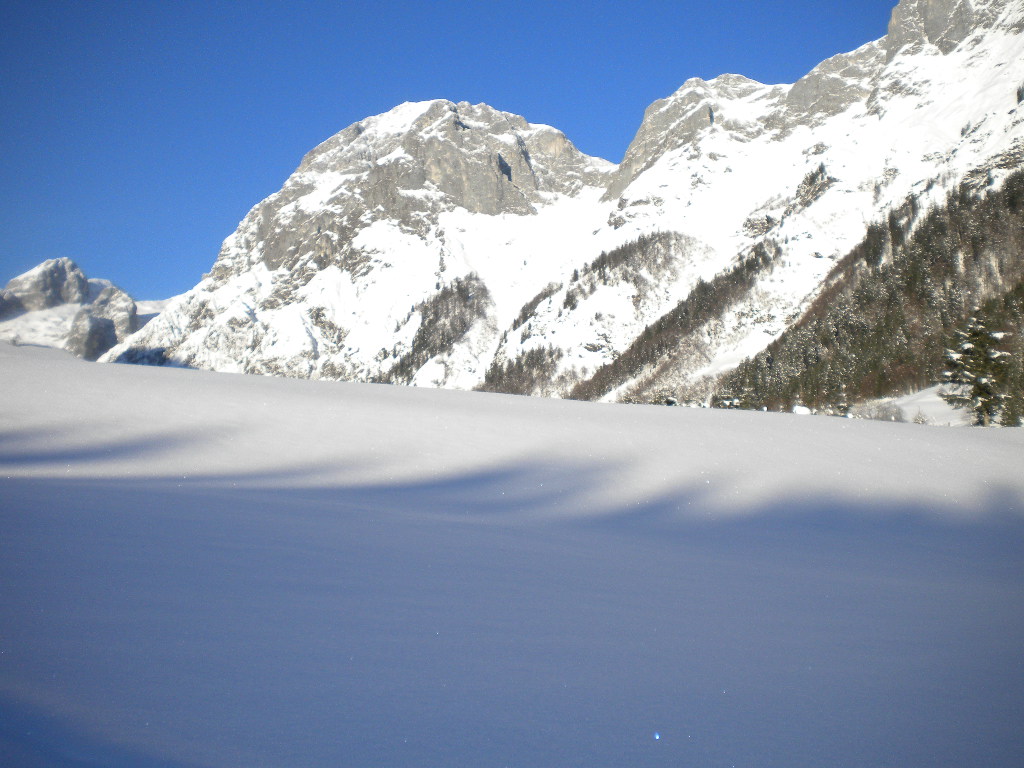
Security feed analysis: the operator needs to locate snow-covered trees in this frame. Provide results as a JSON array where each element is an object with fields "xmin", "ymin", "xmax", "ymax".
[
  {"xmin": 940, "ymin": 314, "xmax": 1011, "ymax": 426},
  {"xmin": 714, "ymin": 170, "xmax": 1024, "ymax": 416}
]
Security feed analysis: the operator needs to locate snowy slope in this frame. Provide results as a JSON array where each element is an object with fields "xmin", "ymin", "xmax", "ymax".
[
  {"xmin": 893, "ymin": 384, "xmax": 973, "ymax": 424},
  {"xmin": 0, "ymin": 303, "xmax": 82, "ymax": 349},
  {"xmin": 608, "ymin": 0, "xmax": 1024, "ymax": 394},
  {"xmin": 2, "ymin": 341, "xmax": 1023, "ymax": 767}
]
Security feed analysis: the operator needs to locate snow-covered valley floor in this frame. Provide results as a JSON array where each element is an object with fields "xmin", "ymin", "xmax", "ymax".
[{"xmin": 2, "ymin": 342, "xmax": 1022, "ymax": 767}]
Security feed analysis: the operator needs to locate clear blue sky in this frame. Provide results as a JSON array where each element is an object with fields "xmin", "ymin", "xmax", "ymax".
[{"xmin": 1, "ymin": 0, "xmax": 897, "ymax": 300}]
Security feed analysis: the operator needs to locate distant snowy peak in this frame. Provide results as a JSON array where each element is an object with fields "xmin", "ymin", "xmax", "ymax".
[
  {"xmin": 0, "ymin": 257, "xmax": 90, "ymax": 316},
  {"xmin": 0, "ymin": 258, "xmax": 146, "ymax": 360},
  {"xmin": 609, "ymin": 0, "xmax": 1023, "ymax": 201},
  {"xmin": 210, "ymin": 99, "xmax": 613, "ymax": 279}
]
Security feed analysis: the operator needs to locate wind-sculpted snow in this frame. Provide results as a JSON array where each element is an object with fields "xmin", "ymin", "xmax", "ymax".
[{"xmin": 2, "ymin": 343, "xmax": 1024, "ymax": 766}]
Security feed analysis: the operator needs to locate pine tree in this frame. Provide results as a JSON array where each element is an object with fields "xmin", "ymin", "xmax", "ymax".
[
  {"xmin": 940, "ymin": 314, "xmax": 1011, "ymax": 426},
  {"xmin": 1001, "ymin": 392, "xmax": 1023, "ymax": 427},
  {"xmin": 835, "ymin": 382, "xmax": 850, "ymax": 417}
]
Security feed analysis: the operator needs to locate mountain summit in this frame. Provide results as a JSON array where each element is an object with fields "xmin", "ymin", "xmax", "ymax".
[
  {"xmin": 104, "ymin": 0, "xmax": 1024, "ymax": 405},
  {"xmin": 0, "ymin": 258, "xmax": 148, "ymax": 360}
]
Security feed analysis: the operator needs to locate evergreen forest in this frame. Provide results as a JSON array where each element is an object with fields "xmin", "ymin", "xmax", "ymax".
[{"xmin": 713, "ymin": 169, "xmax": 1024, "ymax": 423}]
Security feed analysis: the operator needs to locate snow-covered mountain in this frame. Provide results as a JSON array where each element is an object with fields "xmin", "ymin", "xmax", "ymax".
[
  {"xmin": 103, "ymin": 0, "xmax": 1024, "ymax": 401},
  {"xmin": 0, "ymin": 258, "xmax": 162, "ymax": 360}
]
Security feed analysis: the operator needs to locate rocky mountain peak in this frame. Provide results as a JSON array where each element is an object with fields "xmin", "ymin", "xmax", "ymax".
[
  {"xmin": 209, "ymin": 99, "xmax": 613, "ymax": 280},
  {"xmin": 0, "ymin": 258, "xmax": 143, "ymax": 360},
  {"xmin": 296, "ymin": 99, "xmax": 611, "ymax": 211},
  {"xmin": 603, "ymin": 74, "xmax": 788, "ymax": 200},
  {"xmin": 0, "ymin": 257, "xmax": 89, "ymax": 317}
]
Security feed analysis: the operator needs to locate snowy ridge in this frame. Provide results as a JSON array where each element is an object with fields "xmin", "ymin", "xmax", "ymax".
[{"xmin": 101, "ymin": 0, "xmax": 1024, "ymax": 402}]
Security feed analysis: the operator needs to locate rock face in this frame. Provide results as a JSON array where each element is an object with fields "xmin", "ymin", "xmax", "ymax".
[
  {"xmin": 103, "ymin": 0, "xmax": 1024, "ymax": 401},
  {"xmin": 64, "ymin": 285, "xmax": 139, "ymax": 360},
  {"xmin": 65, "ymin": 312, "xmax": 119, "ymax": 362},
  {"xmin": 0, "ymin": 258, "xmax": 90, "ymax": 318},
  {"xmin": 886, "ymin": 0, "xmax": 983, "ymax": 58},
  {"xmin": 0, "ymin": 259, "xmax": 140, "ymax": 360}
]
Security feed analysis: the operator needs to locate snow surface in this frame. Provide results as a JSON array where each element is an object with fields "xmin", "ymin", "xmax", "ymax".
[
  {"xmin": 2, "ymin": 341, "xmax": 1023, "ymax": 767},
  {"xmin": 894, "ymin": 385, "xmax": 973, "ymax": 426},
  {"xmin": 0, "ymin": 295, "xmax": 175, "ymax": 352},
  {"xmin": 0, "ymin": 303, "xmax": 82, "ymax": 349},
  {"xmin": 135, "ymin": 297, "xmax": 175, "ymax": 318}
]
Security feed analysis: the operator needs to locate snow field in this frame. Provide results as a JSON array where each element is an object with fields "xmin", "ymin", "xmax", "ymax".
[
  {"xmin": 2, "ymin": 342, "xmax": 1023, "ymax": 767},
  {"xmin": 0, "ymin": 304, "xmax": 82, "ymax": 349}
]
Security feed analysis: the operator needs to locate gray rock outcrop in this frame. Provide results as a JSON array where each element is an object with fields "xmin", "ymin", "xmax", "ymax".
[
  {"xmin": 90, "ymin": 284, "xmax": 138, "ymax": 341},
  {"xmin": 64, "ymin": 285, "xmax": 139, "ymax": 360},
  {"xmin": 886, "ymin": 0, "xmax": 979, "ymax": 58},
  {"xmin": 65, "ymin": 312, "xmax": 119, "ymax": 361},
  {"xmin": 779, "ymin": 41, "xmax": 886, "ymax": 125},
  {"xmin": 0, "ymin": 257, "xmax": 89, "ymax": 318}
]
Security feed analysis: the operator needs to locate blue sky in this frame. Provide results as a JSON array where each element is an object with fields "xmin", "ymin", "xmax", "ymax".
[{"xmin": 1, "ymin": 0, "xmax": 897, "ymax": 300}]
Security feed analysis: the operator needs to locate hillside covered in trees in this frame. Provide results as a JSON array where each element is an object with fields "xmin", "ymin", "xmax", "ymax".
[{"xmin": 713, "ymin": 169, "xmax": 1024, "ymax": 424}]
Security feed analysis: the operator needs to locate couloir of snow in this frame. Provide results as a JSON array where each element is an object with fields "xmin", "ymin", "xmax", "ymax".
[{"xmin": 2, "ymin": 341, "xmax": 1022, "ymax": 767}]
